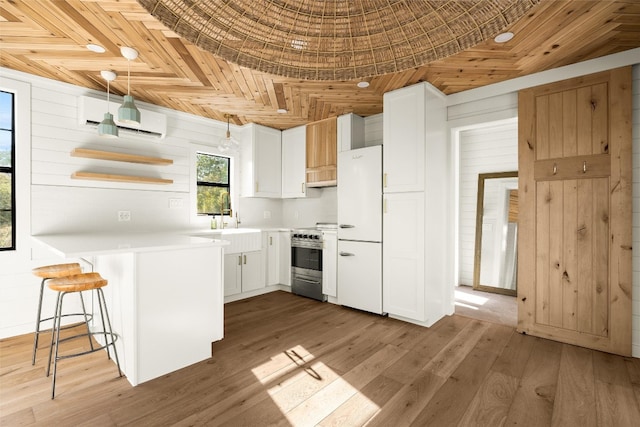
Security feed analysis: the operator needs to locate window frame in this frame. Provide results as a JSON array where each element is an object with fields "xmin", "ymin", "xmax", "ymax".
[
  {"xmin": 196, "ymin": 152, "xmax": 231, "ymax": 216},
  {"xmin": 0, "ymin": 90, "xmax": 16, "ymax": 251}
]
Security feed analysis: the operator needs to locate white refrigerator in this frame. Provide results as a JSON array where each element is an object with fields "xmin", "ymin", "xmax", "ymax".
[{"xmin": 337, "ymin": 145, "xmax": 383, "ymax": 314}]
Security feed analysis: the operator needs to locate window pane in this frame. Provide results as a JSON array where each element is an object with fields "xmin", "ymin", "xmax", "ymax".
[
  {"xmin": 197, "ymin": 185, "xmax": 229, "ymax": 215},
  {"xmin": 0, "ymin": 129, "xmax": 11, "ymax": 167},
  {"xmin": 197, "ymin": 153, "xmax": 229, "ymax": 184},
  {"xmin": 0, "ymin": 172, "xmax": 12, "ymax": 248},
  {"xmin": 0, "ymin": 91, "xmax": 13, "ymax": 130}
]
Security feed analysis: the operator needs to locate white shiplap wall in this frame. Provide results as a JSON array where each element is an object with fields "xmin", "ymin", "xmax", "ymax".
[{"xmin": 457, "ymin": 121, "xmax": 518, "ymax": 286}]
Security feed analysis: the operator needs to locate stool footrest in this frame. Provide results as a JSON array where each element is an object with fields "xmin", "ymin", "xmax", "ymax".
[{"xmin": 53, "ymin": 331, "xmax": 119, "ymax": 361}]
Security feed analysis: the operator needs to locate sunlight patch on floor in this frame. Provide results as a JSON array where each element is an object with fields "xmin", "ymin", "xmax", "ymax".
[
  {"xmin": 454, "ymin": 301, "xmax": 480, "ymax": 310},
  {"xmin": 455, "ymin": 290, "xmax": 489, "ymax": 306},
  {"xmin": 251, "ymin": 345, "xmax": 380, "ymax": 425}
]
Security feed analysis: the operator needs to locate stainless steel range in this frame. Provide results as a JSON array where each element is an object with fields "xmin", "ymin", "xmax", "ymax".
[{"xmin": 290, "ymin": 223, "xmax": 336, "ymax": 301}]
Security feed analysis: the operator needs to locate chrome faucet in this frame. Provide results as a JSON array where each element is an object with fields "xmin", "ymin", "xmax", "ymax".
[{"xmin": 235, "ymin": 211, "xmax": 241, "ymax": 229}]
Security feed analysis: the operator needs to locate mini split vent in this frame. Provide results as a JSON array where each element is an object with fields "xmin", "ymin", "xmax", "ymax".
[{"xmin": 79, "ymin": 96, "xmax": 167, "ymax": 139}]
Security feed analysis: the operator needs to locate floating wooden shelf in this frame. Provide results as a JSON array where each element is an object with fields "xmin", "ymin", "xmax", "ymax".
[
  {"xmin": 71, "ymin": 148, "xmax": 173, "ymax": 165},
  {"xmin": 71, "ymin": 171, "xmax": 173, "ymax": 185}
]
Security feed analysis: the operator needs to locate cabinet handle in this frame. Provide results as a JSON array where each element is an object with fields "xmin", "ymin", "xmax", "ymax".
[
  {"xmin": 383, "ymin": 173, "xmax": 387, "ymax": 188},
  {"xmin": 255, "ymin": 181, "xmax": 259, "ymax": 193},
  {"xmin": 238, "ymin": 255, "xmax": 242, "ymax": 266},
  {"xmin": 270, "ymin": 236, "xmax": 273, "ymax": 245},
  {"xmin": 243, "ymin": 254, "xmax": 247, "ymax": 264},
  {"xmin": 301, "ymin": 182, "xmax": 305, "ymax": 193},
  {"xmin": 339, "ymin": 252, "xmax": 355, "ymax": 256}
]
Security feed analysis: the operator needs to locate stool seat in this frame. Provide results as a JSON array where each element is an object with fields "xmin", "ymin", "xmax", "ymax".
[
  {"xmin": 47, "ymin": 272, "xmax": 107, "ymax": 293},
  {"xmin": 32, "ymin": 263, "xmax": 82, "ymax": 279},
  {"xmin": 30, "ymin": 262, "xmax": 88, "ymax": 367}
]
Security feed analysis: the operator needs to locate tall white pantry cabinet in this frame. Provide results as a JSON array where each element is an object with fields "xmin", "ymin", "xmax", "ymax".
[{"xmin": 382, "ymin": 82, "xmax": 452, "ymax": 327}]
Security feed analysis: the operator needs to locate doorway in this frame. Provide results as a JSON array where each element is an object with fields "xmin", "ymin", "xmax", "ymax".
[{"xmin": 454, "ymin": 119, "xmax": 519, "ymax": 326}]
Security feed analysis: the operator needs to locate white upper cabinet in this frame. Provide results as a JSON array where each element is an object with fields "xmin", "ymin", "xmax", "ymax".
[
  {"xmin": 337, "ymin": 113, "xmax": 365, "ymax": 152},
  {"xmin": 240, "ymin": 123, "xmax": 281, "ymax": 198},
  {"xmin": 281, "ymin": 125, "xmax": 306, "ymax": 198},
  {"xmin": 382, "ymin": 82, "xmax": 446, "ymax": 193}
]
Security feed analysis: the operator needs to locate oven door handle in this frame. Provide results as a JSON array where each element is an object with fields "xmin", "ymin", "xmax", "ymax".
[
  {"xmin": 295, "ymin": 277, "xmax": 321, "ymax": 285},
  {"xmin": 339, "ymin": 252, "xmax": 355, "ymax": 257}
]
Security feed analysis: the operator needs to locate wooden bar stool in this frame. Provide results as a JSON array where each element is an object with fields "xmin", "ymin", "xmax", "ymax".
[
  {"xmin": 31, "ymin": 263, "xmax": 92, "ymax": 365},
  {"xmin": 46, "ymin": 272, "xmax": 122, "ymax": 399}
]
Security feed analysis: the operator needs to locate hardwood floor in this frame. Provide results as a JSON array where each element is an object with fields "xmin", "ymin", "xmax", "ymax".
[
  {"xmin": 2, "ymin": 290, "xmax": 640, "ymax": 426},
  {"xmin": 454, "ymin": 285, "xmax": 517, "ymax": 327}
]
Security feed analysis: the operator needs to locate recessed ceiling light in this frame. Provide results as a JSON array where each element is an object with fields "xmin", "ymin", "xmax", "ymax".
[
  {"xmin": 494, "ymin": 32, "xmax": 514, "ymax": 43},
  {"xmin": 86, "ymin": 43, "xmax": 106, "ymax": 53},
  {"xmin": 357, "ymin": 81, "xmax": 370, "ymax": 88},
  {"xmin": 277, "ymin": 108, "xmax": 288, "ymax": 114}
]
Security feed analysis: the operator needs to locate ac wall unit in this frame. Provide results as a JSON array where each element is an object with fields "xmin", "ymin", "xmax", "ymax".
[{"xmin": 79, "ymin": 96, "xmax": 167, "ymax": 139}]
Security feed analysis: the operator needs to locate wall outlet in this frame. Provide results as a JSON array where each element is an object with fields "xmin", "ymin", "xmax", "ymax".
[
  {"xmin": 118, "ymin": 210, "xmax": 131, "ymax": 222},
  {"xmin": 263, "ymin": 210, "xmax": 271, "ymax": 219},
  {"xmin": 169, "ymin": 198, "xmax": 184, "ymax": 209}
]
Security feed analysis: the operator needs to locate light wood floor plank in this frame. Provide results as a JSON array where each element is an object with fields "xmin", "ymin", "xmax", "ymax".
[{"xmin": 1, "ymin": 290, "xmax": 639, "ymax": 426}]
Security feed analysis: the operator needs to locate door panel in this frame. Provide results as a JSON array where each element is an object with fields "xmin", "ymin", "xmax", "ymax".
[{"xmin": 518, "ymin": 67, "xmax": 632, "ymax": 356}]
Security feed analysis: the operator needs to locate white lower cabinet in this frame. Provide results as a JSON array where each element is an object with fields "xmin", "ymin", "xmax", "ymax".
[
  {"xmin": 266, "ymin": 232, "xmax": 280, "ymax": 286},
  {"xmin": 383, "ymin": 192, "xmax": 426, "ymax": 321},
  {"xmin": 322, "ymin": 230, "xmax": 337, "ymax": 297},
  {"xmin": 279, "ymin": 231, "xmax": 291, "ymax": 287},
  {"xmin": 223, "ymin": 251, "xmax": 263, "ymax": 296}
]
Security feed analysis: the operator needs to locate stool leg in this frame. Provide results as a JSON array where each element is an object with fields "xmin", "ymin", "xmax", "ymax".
[
  {"xmin": 46, "ymin": 290, "xmax": 62, "ymax": 378},
  {"xmin": 78, "ymin": 291, "xmax": 95, "ymax": 351},
  {"xmin": 32, "ymin": 278, "xmax": 47, "ymax": 365},
  {"xmin": 97, "ymin": 288, "xmax": 122, "ymax": 377},
  {"xmin": 50, "ymin": 292, "xmax": 66, "ymax": 399}
]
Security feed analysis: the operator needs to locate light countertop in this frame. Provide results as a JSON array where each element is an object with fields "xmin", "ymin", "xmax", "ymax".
[{"xmin": 32, "ymin": 231, "xmax": 229, "ymax": 258}]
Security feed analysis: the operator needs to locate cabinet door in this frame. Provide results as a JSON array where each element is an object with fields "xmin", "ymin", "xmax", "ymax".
[
  {"xmin": 322, "ymin": 230, "xmax": 337, "ymax": 297},
  {"xmin": 279, "ymin": 231, "xmax": 291, "ymax": 287},
  {"xmin": 382, "ymin": 192, "xmax": 425, "ymax": 321},
  {"xmin": 281, "ymin": 126, "xmax": 306, "ymax": 198},
  {"xmin": 254, "ymin": 125, "xmax": 282, "ymax": 197},
  {"xmin": 241, "ymin": 250, "xmax": 264, "ymax": 292},
  {"xmin": 383, "ymin": 84, "xmax": 426, "ymax": 193},
  {"xmin": 241, "ymin": 124, "xmax": 282, "ymax": 198},
  {"xmin": 223, "ymin": 253, "xmax": 242, "ymax": 296},
  {"xmin": 266, "ymin": 232, "xmax": 280, "ymax": 286},
  {"xmin": 306, "ymin": 117, "xmax": 337, "ymax": 187}
]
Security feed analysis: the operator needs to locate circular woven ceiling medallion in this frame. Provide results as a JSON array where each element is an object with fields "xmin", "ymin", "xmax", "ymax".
[{"xmin": 137, "ymin": 0, "xmax": 540, "ymax": 81}]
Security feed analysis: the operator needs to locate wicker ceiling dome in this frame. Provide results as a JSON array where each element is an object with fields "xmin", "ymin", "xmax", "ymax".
[{"xmin": 137, "ymin": 0, "xmax": 540, "ymax": 81}]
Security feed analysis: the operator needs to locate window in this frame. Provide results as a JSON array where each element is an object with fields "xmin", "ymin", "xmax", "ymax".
[
  {"xmin": 0, "ymin": 91, "xmax": 15, "ymax": 250},
  {"xmin": 196, "ymin": 153, "xmax": 231, "ymax": 215}
]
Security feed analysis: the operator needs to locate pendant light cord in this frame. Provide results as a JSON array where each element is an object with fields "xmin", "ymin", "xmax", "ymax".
[
  {"xmin": 127, "ymin": 59, "xmax": 131, "ymax": 96},
  {"xmin": 106, "ymin": 79, "xmax": 110, "ymax": 112}
]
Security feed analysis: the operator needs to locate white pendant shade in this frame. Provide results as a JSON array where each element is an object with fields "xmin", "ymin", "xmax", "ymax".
[
  {"xmin": 99, "ymin": 70, "xmax": 118, "ymax": 138},
  {"xmin": 119, "ymin": 46, "xmax": 141, "ymax": 125}
]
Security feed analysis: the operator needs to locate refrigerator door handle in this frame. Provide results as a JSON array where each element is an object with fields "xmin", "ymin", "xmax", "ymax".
[
  {"xmin": 339, "ymin": 224, "xmax": 355, "ymax": 228},
  {"xmin": 339, "ymin": 252, "xmax": 355, "ymax": 257}
]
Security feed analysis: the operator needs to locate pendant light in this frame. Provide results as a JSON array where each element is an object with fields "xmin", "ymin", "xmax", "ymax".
[
  {"xmin": 218, "ymin": 114, "xmax": 239, "ymax": 152},
  {"xmin": 118, "ymin": 46, "xmax": 141, "ymax": 125},
  {"xmin": 98, "ymin": 70, "xmax": 118, "ymax": 138}
]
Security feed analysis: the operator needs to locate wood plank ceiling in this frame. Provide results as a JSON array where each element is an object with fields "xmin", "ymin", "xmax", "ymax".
[{"xmin": 1, "ymin": 0, "xmax": 639, "ymax": 130}]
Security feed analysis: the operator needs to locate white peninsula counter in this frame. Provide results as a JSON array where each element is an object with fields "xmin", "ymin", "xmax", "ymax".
[{"xmin": 32, "ymin": 231, "xmax": 229, "ymax": 386}]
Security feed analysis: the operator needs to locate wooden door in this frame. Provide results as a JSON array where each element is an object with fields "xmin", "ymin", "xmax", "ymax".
[{"xmin": 518, "ymin": 67, "xmax": 632, "ymax": 356}]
